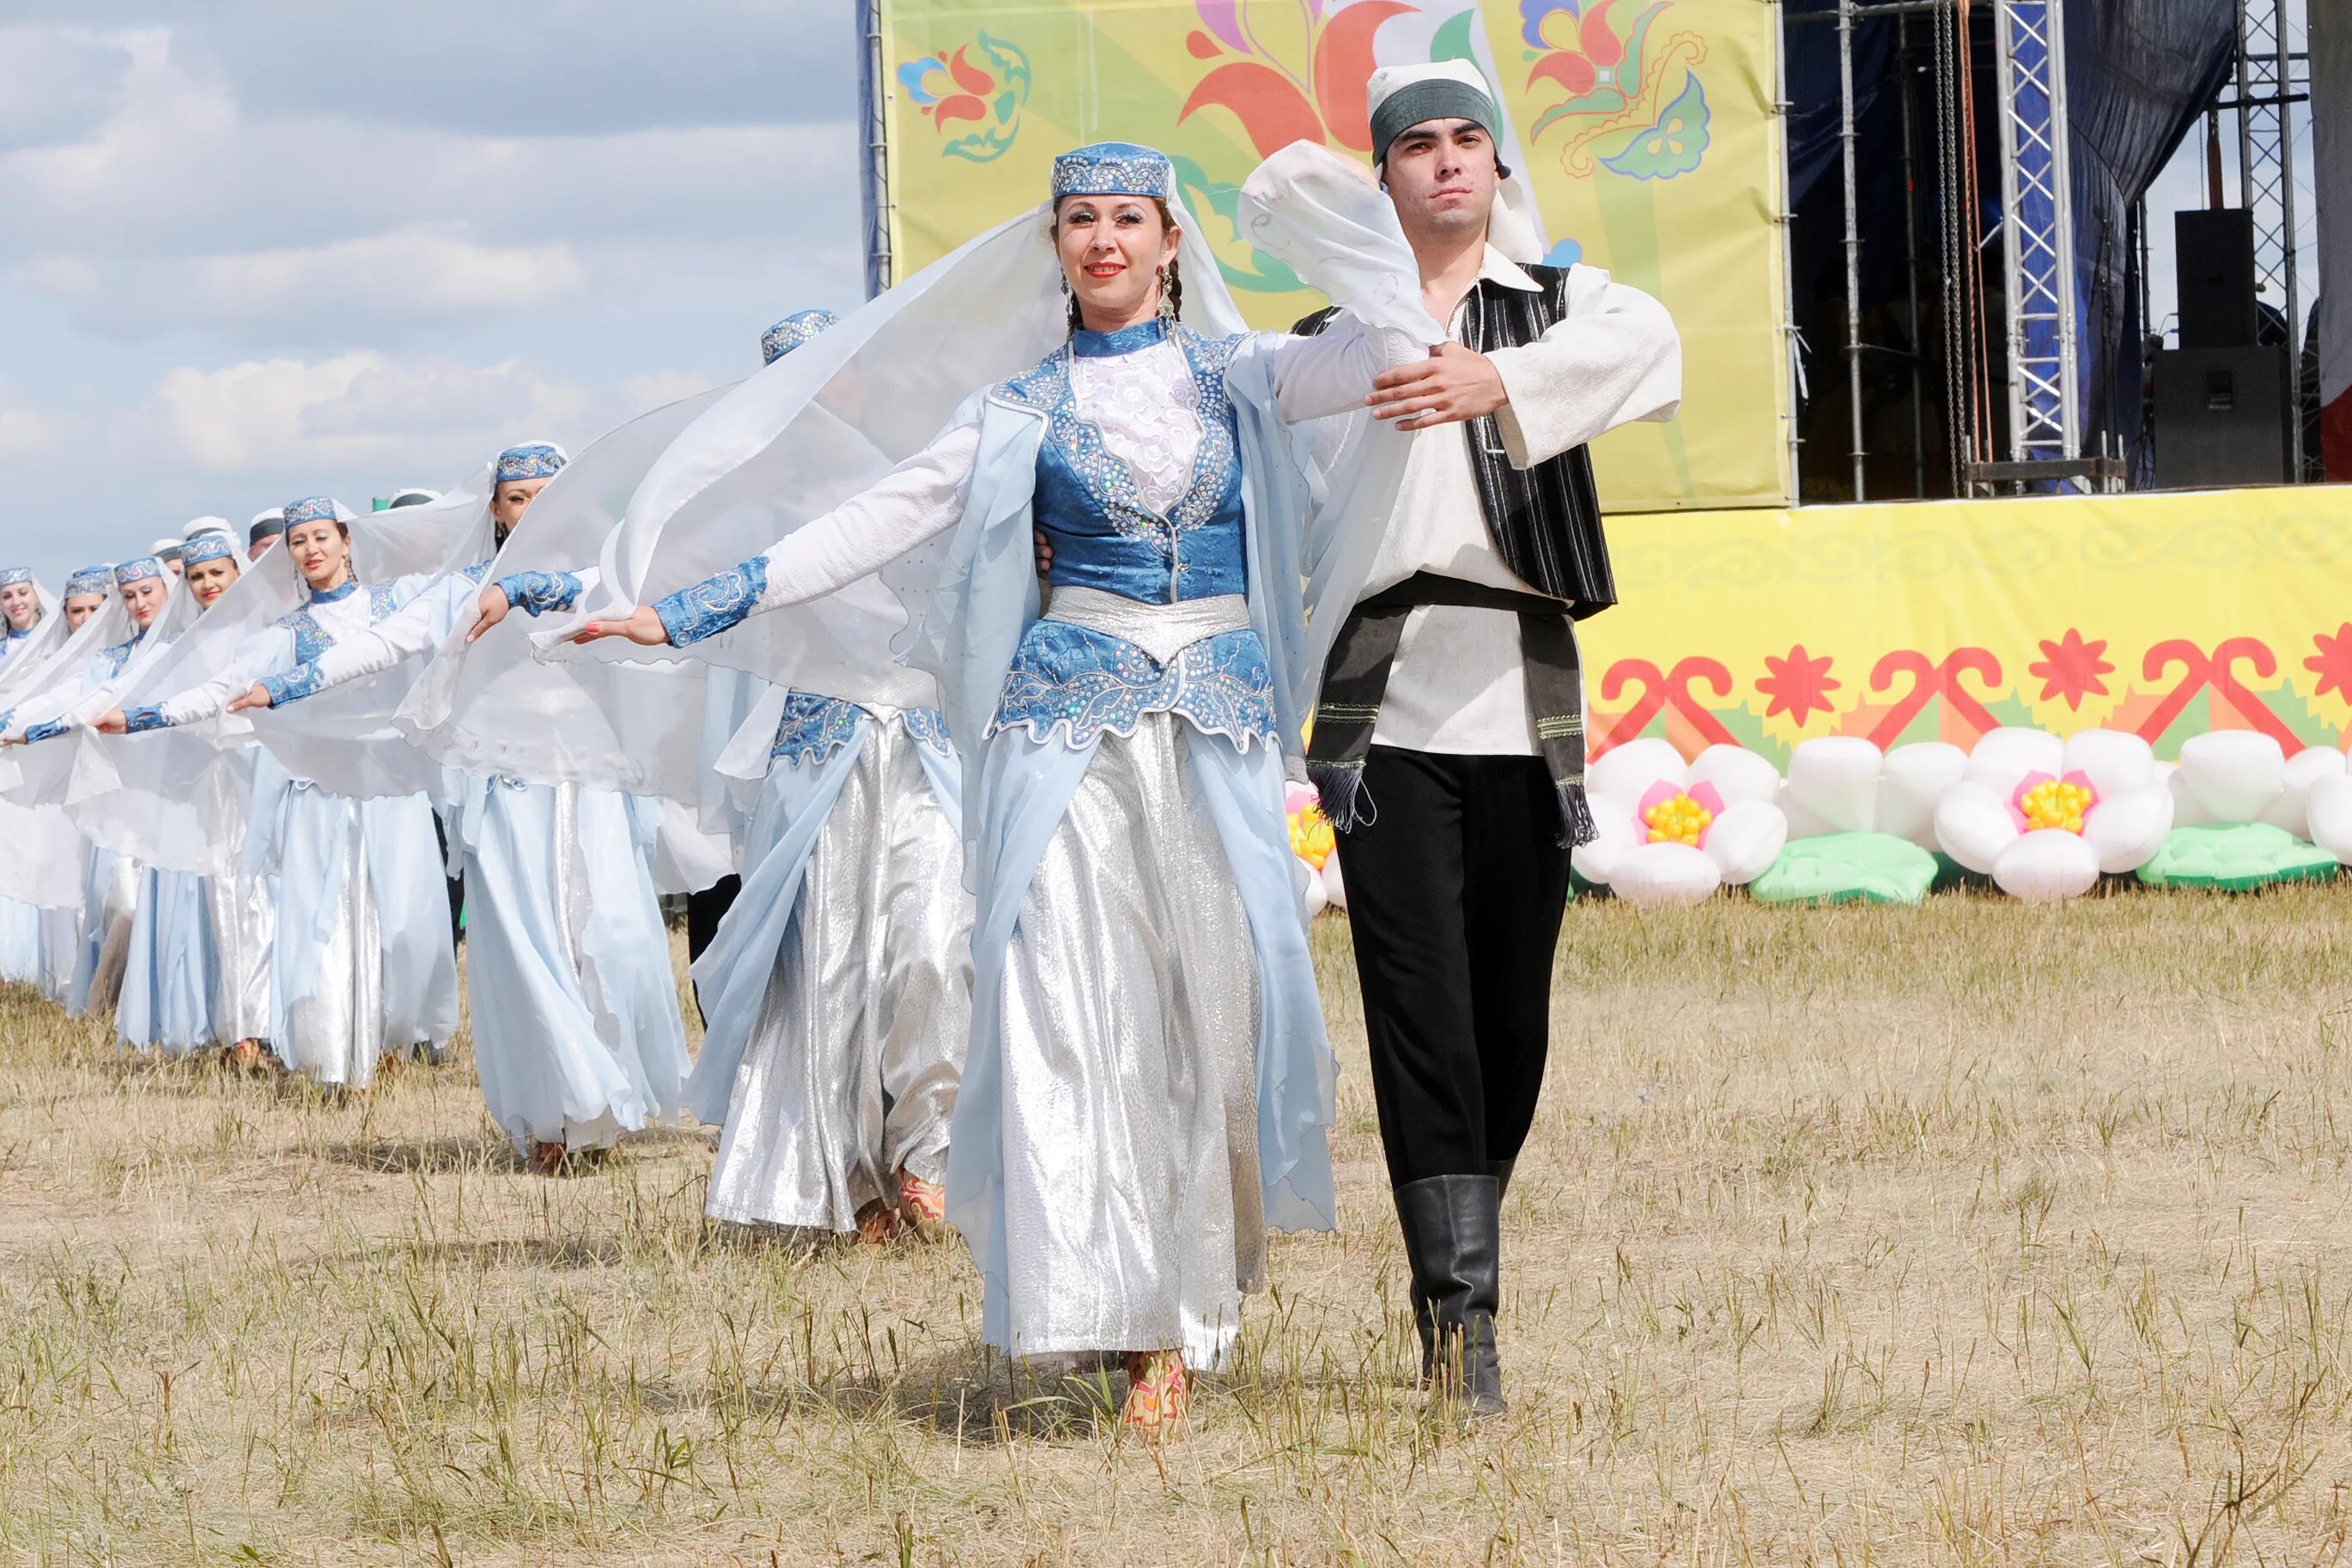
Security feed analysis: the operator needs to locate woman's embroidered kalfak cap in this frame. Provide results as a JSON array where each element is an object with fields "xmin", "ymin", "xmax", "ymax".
[
  {"xmin": 495, "ymin": 443, "xmax": 569, "ymax": 484},
  {"xmin": 762, "ymin": 309, "xmax": 840, "ymax": 366},
  {"xmin": 1050, "ymin": 142, "xmax": 1176, "ymax": 204}
]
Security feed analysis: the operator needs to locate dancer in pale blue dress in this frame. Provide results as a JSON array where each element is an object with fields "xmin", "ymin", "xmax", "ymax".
[
  {"xmin": 8, "ymin": 559, "xmax": 182, "ymax": 1019},
  {"xmin": 102, "ymin": 535, "xmax": 256, "ymax": 1057},
  {"xmin": 0, "ymin": 566, "xmax": 64, "ymax": 986},
  {"xmin": 640, "ymin": 311, "xmax": 973, "ymax": 1242},
  {"xmin": 224, "ymin": 447, "xmax": 687, "ymax": 1166},
  {"xmin": 573, "ymin": 143, "xmax": 1441, "ymax": 1426},
  {"xmin": 112, "ymin": 500, "xmax": 459, "ymax": 1091},
  {"xmin": 4, "ymin": 568, "xmax": 112, "ymax": 1000}
]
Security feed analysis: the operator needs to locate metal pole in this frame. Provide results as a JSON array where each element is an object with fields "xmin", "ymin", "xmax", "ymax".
[
  {"xmin": 1778, "ymin": 0, "xmax": 1804, "ymax": 504},
  {"xmin": 2277, "ymin": 0, "xmax": 2303, "ymax": 478},
  {"xmin": 2236, "ymin": 0, "xmax": 2255, "ymax": 211},
  {"xmin": 1839, "ymin": 0, "xmax": 1869, "ymax": 499},
  {"xmin": 1899, "ymin": 8, "xmax": 1929, "ymax": 496},
  {"xmin": 860, "ymin": 0, "xmax": 895, "ymax": 298}
]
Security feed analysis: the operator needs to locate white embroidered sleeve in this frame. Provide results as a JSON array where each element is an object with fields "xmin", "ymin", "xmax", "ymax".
[
  {"xmin": 751, "ymin": 420, "xmax": 982, "ymax": 611},
  {"xmin": 1486, "ymin": 266, "xmax": 1683, "ymax": 470}
]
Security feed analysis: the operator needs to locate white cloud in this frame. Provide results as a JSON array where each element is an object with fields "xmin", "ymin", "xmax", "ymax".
[
  {"xmin": 0, "ymin": 378, "xmax": 72, "ymax": 455},
  {"xmin": 615, "ymin": 371, "xmax": 715, "ymax": 411},
  {"xmin": 0, "ymin": 27, "xmax": 135, "ymax": 152},
  {"xmin": 157, "ymin": 351, "xmax": 593, "ymax": 473},
  {"xmin": 188, "ymin": 228, "xmax": 586, "ymax": 325}
]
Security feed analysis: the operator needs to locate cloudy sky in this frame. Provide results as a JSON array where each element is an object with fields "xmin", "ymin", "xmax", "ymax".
[
  {"xmin": 0, "ymin": 2, "xmax": 864, "ymax": 583},
  {"xmin": 0, "ymin": 4, "xmax": 2321, "ymax": 583}
]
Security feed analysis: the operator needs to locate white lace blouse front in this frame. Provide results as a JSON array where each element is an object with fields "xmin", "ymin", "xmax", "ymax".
[{"xmin": 1065, "ymin": 337, "xmax": 1206, "ymax": 516}]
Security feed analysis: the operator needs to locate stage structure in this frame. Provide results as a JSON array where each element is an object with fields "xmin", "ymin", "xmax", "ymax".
[
  {"xmin": 2318, "ymin": 0, "xmax": 2349, "ymax": 481},
  {"xmin": 855, "ymin": 0, "xmax": 2346, "ymax": 770}
]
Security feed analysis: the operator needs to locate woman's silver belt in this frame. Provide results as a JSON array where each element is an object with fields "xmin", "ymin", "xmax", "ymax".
[{"xmin": 1042, "ymin": 586, "xmax": 1250, "ymax": 665}]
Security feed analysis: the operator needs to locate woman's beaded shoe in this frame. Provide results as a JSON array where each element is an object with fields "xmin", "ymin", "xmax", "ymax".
[
  {"xmin": 854, "ymin": 1200, "xmax": 901, "ymax": 1246},
  {"xmin": 896, "ymin": 1170, "xmax": 946, "ymax": 1233},
  {"xmin": 1121, "ymin": 1350, "xmax": 1191, "ymax": 1431}
]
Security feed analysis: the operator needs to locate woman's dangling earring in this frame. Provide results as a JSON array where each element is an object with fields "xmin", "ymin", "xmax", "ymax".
[{"xmin": 1157, "ymin": 267, "xmax": 1174, "ymax": 322}]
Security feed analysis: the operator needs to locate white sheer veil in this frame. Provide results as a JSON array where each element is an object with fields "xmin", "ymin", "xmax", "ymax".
[
  {"xmin": 393, "ymin": 388, "xmax": 737, "ymax": 804},
  {"xmin": 540, "ymin": 190, "xmax": 1246, "ymax": 702},
  {"xmin": 0, "ymin": 580, "xmax": 70, "ymax": 704},
  {"xmin": 240, "ymin": 481, "xmax": 494, "ymax": 799},
  {"xmin": 65, "ymin": 494, "xmax": 487, "ymax": 872}
]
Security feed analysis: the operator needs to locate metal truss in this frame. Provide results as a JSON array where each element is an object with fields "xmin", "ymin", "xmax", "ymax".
[
  {"xmin": 1991, "ymin": 0, "xmax": 2083, "ymax": 482},
  {"xmin": 2235, "ymin": 0, "xmax": 2305, "ymax": 476}
]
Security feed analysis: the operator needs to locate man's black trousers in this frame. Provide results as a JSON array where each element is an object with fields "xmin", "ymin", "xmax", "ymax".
[{"xmin": 1332, "ymin": 745, "xmax": 1571, "ymax": 1189}]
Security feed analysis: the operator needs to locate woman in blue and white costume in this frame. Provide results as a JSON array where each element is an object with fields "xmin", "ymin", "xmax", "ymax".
[
  {"xmin": 5, "ymin": 558, "xmax": 190, "ymax": 1018},
  {"xmin": 91, "ymin": 547, "xmax": 236, "ymax": 1057},
  {"xmin": 644, "ymin": 307, "xmax": 975, "ymax": 1243},
  {"xmin": 106, "ymin": 499, "xmax": 459, "ymax": 1091},
  {"xmin": 571, "ymin": 142, "xmax": 1442, "ymax": 1427},
  {"xmin": 0, "ymin": 567, "xmax": 77, "ymax": 990},
  {"xmin": 223, "ymin": 445, "xmax": 690, "ymax": 1169},
  {"xmin": 0, "ymin": 568, "xmax": 54, "ymax": 680}
]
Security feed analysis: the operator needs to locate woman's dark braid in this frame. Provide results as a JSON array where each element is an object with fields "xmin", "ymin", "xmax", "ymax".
[{"xmin": 1162, "ymin": 256, "xmax": 1182, "ymax": 323}]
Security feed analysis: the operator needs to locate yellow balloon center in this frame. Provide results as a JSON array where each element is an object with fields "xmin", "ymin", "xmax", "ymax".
[
  {"xmin": 1643, "ymin": 792, "xmax": 1713, "ymax": 847},
  {"xmin": 2020, "ymin": 778, "xmax": 2094, "ymax": 835},
  {"xmin": 1289, "ymin": 804, "xmax": 1335, "ymax": 868}
]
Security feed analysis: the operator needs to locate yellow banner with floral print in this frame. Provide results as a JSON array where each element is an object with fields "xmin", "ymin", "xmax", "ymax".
[
  {"xmin": 873, "ymin": 0, "xmax": 1791, "ymax": 511},
  {"xmin": 1582, "ymin": 486, "xmax": 2352, "ymax": 766}
]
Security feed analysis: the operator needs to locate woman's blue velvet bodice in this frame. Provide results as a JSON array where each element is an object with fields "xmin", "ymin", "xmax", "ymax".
[{"xmin": 989, "ymin": 319, "xmax": 1275, "ymax": 751}]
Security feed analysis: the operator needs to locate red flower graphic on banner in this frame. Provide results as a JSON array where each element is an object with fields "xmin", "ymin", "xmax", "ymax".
[
  {"xmin": 2306, "ymin": 623, "xmax": 2352, "ymax": 707},
  {"xmin": 1757, "ymin": 644, "xmax": 1840, "ymax": 725},
  {"xmin": 2027, "ymin": 628, "xmax": 2114, "ymax": 711},
  {"xmin": 1181, "ymin": 0, "xmax": 1413, "ymax": 156}
]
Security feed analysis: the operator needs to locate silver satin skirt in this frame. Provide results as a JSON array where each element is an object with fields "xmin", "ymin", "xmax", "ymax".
[
  {"xmin": 204, "ymin": 864, "xmax": 274, "ymax": 1046},
  {"xmin": 705, "ymin": 714, "xmax": 971, "ymax": 1231},
  {"xmin": 996, "ymin": 714, "xmax": 1264, "ymax": 1370},
  {"xmin": 79, "ymin": 849, "xmax": 141, "ymax": 1018},
  {"xmin": 282, "ymin": 808, "xmax": 386, "ymax": 1091}
]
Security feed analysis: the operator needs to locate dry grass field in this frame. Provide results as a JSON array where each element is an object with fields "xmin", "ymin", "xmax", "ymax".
[{"xmin": 4, "ymin": 889, "xmax": 2352, "ymax": 1565}]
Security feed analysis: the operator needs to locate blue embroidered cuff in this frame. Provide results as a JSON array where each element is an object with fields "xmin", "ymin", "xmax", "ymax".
[
  {"xmin": 260, "ymin": 665, "xmax": 325, "ymax": 708},
  {"xmin": 654, "ymin": 556, "xmax": 770, "ymax": 647},
  {"xmin": 123, "ymin": 705, "xmax": 169, "ymax": 734},
  {"xmin": 21, "ymin": 720, "xmax": 67, "ymax": 744},
  {"xmin": 497, "ymin": 569, "xmax": 585, "ymax": 617}
]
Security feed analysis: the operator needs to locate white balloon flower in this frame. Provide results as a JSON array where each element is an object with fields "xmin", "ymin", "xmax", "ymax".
[
  {"xmin": 1934, "ymin": 728, "xmax": 2173, "ymax": 901},
  {"xmin": 1573, "ymin": 739, "xmax": 1788, "ymax": 907}
]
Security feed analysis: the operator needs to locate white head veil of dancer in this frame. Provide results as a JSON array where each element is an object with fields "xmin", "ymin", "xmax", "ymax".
[
  {"xmin": 0, "ymin": 568, "xmax": 72, "ymax": 708},
  {"xmin": 0, "ymin": 557, "xmax": 198, "ymax": 807},
  {"xmin": 392, "ymin": 399, "xmax": 736, "ymax": 810},
  {"xmin": 0, "ymin": 568, "xmax": 82, "ymax": 909},
  {"xmin": 67, "ymin": 494, "xmax": 485, "ymax": 875},
  {"xmin": 540, "ymin": 139, "xmax": 1439, "ymax": 769}
]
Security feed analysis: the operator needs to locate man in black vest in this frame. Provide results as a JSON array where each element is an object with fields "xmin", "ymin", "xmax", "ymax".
[{"xmin": 1313, "ymin": 62, "xmax": 1681, "ymax": 1419}]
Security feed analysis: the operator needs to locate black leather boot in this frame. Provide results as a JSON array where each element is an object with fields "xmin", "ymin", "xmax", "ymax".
[{"xmin": 1393, "ymin": 1174, "xmax": 1505, "ymax": 1419}]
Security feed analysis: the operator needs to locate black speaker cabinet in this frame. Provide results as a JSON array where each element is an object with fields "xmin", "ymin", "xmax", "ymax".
[
  {"xmin": 2153, "ymin": 345, "xmax": 2292, "ymax": 488},
  {"xmin": 2175, "ymin": 210, "xmax": 2259, "ymax": 349}
]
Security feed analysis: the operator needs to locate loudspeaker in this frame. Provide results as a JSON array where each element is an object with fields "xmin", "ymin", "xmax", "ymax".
[
  {"xmin": 2175, "ymin": 210, "xmax": 2259, "ymax": 349},
  {"xmin": 2153, "ymin": 345, "xmax": 2292, "ymax": 488}
]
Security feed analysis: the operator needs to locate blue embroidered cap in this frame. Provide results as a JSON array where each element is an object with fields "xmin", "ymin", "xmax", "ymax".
[
  {"xmin": 0, "ymin": 568, "xmax": 31, "ymax": 587},
  {"xmin": 1051, "ymin": 141, "xmax": 1176, "ymax": 204},
  {"xmin": 114, "ymin": 557, "xmax": 165, "ymax": 586},
  {"xmin": 179, "ymin": 533, "xmax": 236, "ymax": 567},
  {"xmin": 64, "ymin": 566, "xmax": 113, "ymax": 599},
  {"xmin": 761, "ymin": 309, "xmax": 840, "ymax": 366},
  {"xmin": 495, "ymin": 442, "xmax": 568, "ymax": 483},
  {"xmin": 283, "ymin": 495, "xmax": 340, "ymax": 528}
]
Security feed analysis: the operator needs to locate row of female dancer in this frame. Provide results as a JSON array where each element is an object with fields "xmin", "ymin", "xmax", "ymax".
[{"xmin": 0, "ymin": 123, "xmax": 1678, "ymax": 1429}]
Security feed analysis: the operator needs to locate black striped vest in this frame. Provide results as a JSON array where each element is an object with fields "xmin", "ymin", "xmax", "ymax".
[{"xmin": 1295, "ymin": 261, "xmax": 1614, "ymax": 617}]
